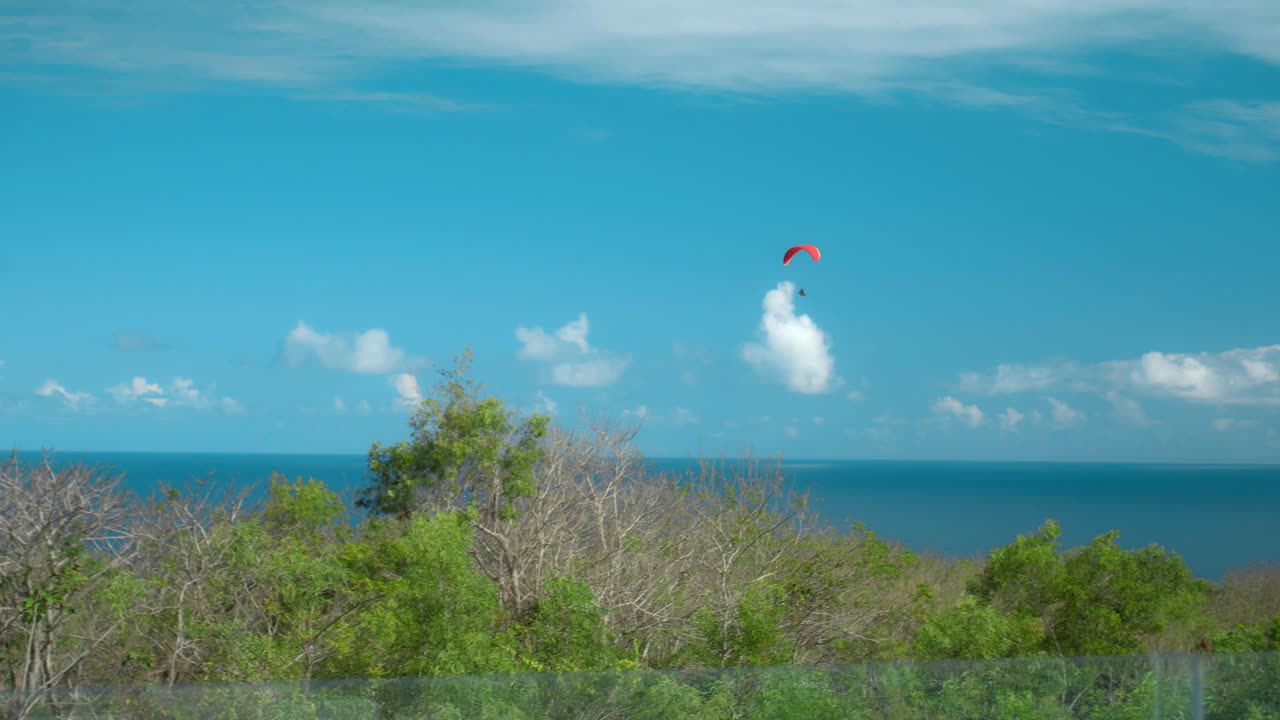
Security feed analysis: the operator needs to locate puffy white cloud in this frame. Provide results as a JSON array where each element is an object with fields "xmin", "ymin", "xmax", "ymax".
[
  {"xmin": 1127, "ymin": 346, "xmax": 1280, "ymax": 404},
  {"xmin": 846, "ymin": 390, "xmax": 863, "ymax": 402},
  {"xmin": 785, "ymin": 426, "xmax": 799, "ymax": 438},
  {"xmin": 35, "ymin": 380, "xmax": 93, "ymax": 410},
  {"xmin": 1047, "ymin": 397, "xmax": 1085, "ymax": 428},
  {"xmin": 812, "ymin": 415, "xmax": 825, "ymax": 426},
  {"xmin": 284, "ymin": 321, "xmax": 414, "ymax": 374},
  {"xmin": 998, "ymin": 408, "xmax": 1024, "ymax": 431},
  {"xmin": 108, "ymin": 376, "xmax": 164, "ymax": 404},
  {"xmin": 221, "ymin": 397, "xmax": 245, "ymax": 415},
  {"xmin": 515, "ymin": 313, "xmax": 631, "ymax": 388},
  {"xmin": 390, "ymin": 373, "xmax": 422, "ymax": 408},
  {"xmin": 357, "ymin": 399, "xmax": 372, "ymax": 415},
  {"xmin": 958, "ymin": 343, "xmax": 1280, "ymax": 406},
  {"xmin": 742, "ymin": 281, "xmax": 837, "ymax": 394},
  {"xmin": 333, "ymin": 396, "xmax": 346, "ymax": 413},
  {"xmin": 933, "ymin": 395, "xmax": 984, "ymax": 427}
]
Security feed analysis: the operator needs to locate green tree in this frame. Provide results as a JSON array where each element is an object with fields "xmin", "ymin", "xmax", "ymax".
[
  {"xmin": 357, "ymin": 347, "xmax": 550, "ymax": 617},
  {"xmin": 968, "ymin": 520, "xmax": 1209, "ymax": 657}
]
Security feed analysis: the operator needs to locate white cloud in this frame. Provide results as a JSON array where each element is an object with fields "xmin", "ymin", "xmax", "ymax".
[
  {"xmin": 1165, "ymin": 101, "xmax": 1280, "ymax": 163},
  {"xmin": 390, "ymin": 373, "xmax": 421, "ymax": 408},
  {"xmin": 1047, "ymin": 396, "xmax": 1085, "ymax": 428},
  {"xmin": 35, "ymin": 380, "xmax": 93, "ymax": 410},
  {"xmin": 623, "ymin": 404, "xmax": 650, "ymax": 421},
  {"xmin": 680, "ymin": 369, "xmax": 698, "ymax": 386},
  {"xmin": 108, "ymin": 376, "xmax": 164, "ymax": 404},
  {"xmin": 932, "ymin": 395, "xmax": 985, "ymax": 427},
  {"xmin": 221, "ymin": 397, "xmax": 245, "ymax": 415},
  {"xmin": 742, "ymin": 281, "xmax": 837, "ymax": 394},
  {"xmin": 846, "ymin": 390, "xmax": 863, "ymax": 402},
  {"xmin": 515, "ymin": 313, "xmax": 631, "ymax": 388},
  {"xmin": 785, "ymin": 426, "xmax": 799, "ymax": 439},
  {"xmin": 15, "ymin": 2, "xmax": 1280, "ymax": 97},
  {"xmin": 104, "ymin": 376, "xmax": 227, "ymax": 411},
  {"xmin": 1211, "ymin": 417, "xmax": 1258, "ymax": 432},
  {"xmin": 959, "ymin": 362, "xmax": 1070, "ymax": 395},
  {"xmin": 959, "ymin": 343, "xmax": 1280, "ymax": 406},
  {"xmin": 357, "ymin": 399, "xmax": 372, "ymax": 415},
  {"xmin": 1105, "ymin": 391, "xmax": 1150, "ymax": 427},
  {"xmin": 812, "ymin": 415, "xmax": 825, "ymax": 426},
  {"xmin": 8, "ymin": 1, "xmax": 1280, "ymax": 163},
  {"xmin": 998, "ymin": 408, "xmax": 1024, "ymax": 431},
  {"xmin": 334, "ymin": 396, "xmax": 346, "ymax": 413},
  {"xmin": 171, "ymin": 377, "xmax": 208, "ymax": 408},
  {"xmin": 673, "ymin": 407, "xmax": 700, "ymax": 426},
  {"xmin": 534, "ymin": 390, "xmax": 558, "ymax": 416},
  {"xmin": 1127, "ymin": 346, "xmax": 1280, "ymax": 405},
  {"xmin": 284, "ymin": 321, "xmax": 414, "ymax": 374}
]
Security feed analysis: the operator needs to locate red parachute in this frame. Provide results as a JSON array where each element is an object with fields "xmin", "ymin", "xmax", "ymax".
[{"xmin": 782, "ymin": 244, "xmax": 821, "ymax": 265}]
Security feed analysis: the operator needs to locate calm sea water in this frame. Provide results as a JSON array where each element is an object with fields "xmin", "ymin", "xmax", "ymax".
[{"xmin": 13, "ymin": 451, "xmax": 1280, "ymax": 582}]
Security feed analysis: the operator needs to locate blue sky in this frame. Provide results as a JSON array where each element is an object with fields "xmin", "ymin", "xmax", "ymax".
[{"xmin": 2, "ymin": 1, "xmax": 1279, "ymax": 462}]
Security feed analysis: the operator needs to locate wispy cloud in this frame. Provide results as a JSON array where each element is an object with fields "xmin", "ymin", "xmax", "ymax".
[
  {"xmin": 1162, "ymin": 100, "xmax": 1280, "ymax": 163},
  {"xmin": 516, "ymin": 313, "xmax": 631, "ymax": 388},
  {"xmin": 533, "ymin": 390, "xmax": 558, "ymax": 416},
  {"xmin": 1105, "ymin": 391, "xmax": 1151, "ymax": 427},
  {"xmin": 7, "ymin": 1, "xmax": 1280, "ymax": 160},
  {"xmin": 1047, "ymin": 397, "xmax": 1086, "ymax": 428},
  {"xmin": 35, "ymin": 379, "xmax": 93, "ymax": 410},
  {"xmin": 1211, "ymin": 417, "xmax": 1257, "ymax": 432},
  {"xmin": 997, "ymin": 407, "xmax": 1024, "ymax": 431},
  {"xmin": 292, "ymin": 90, "xmax": 493, "ymax": 114}
]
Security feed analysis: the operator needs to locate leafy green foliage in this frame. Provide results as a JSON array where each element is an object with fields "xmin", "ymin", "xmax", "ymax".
[
  {"xmin": 5, "ymin": 350, "xmax": 1279, "ymax": 719},
  {"xmin": 969, "ymin": 520, "xmax": 1210, "ymax": 656},
  {"xmin": 357, "ymin": 347, "xmax": 550, "ymax": 521}
]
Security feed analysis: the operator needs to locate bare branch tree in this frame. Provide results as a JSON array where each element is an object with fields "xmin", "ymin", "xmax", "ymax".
[{"xmin": 0, "ymin": 451, "xmax": 140, "ymax": 719}]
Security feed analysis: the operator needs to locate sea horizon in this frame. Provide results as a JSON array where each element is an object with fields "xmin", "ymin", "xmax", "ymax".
[
  {"xmin": 10, "ymin": 449, "xmax": 1279, "ymax": 582},
  {"xmin": 12, "ymin": 447, "xmax": 1280, "ymax": 468}
]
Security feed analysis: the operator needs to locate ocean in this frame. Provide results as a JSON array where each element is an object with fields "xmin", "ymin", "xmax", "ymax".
[{"xmin": 10, "ymin": 451, "xmax": 1279, "ymax": 582}]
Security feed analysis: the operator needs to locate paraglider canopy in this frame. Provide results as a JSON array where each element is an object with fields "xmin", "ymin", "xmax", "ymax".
[{"xmin": 783, "ymin": 244, "xmax": 821, "ymax": 265}]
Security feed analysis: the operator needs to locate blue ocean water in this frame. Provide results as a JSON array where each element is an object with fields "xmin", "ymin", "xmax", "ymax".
[{"xmin": 12, "ymin": 451, "xmax": 1279, "ymax": 582}]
